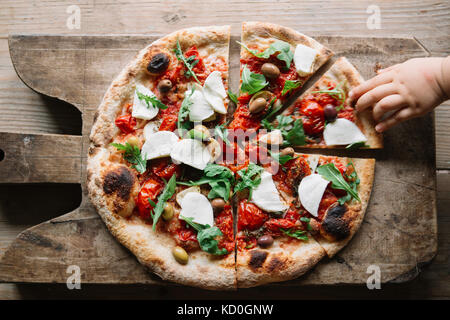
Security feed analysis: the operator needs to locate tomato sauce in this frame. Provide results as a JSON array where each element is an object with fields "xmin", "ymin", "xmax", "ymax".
[{"xmin": 215, "ymin": 205, "xmax": 235, "ymax": 253}]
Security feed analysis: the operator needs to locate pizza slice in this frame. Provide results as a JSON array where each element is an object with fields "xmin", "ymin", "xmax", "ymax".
[
  {"xmin": 229, "ymin": 21, "xmax": 333, "ymax": 131},
  {"xmin": 272, "ymin": 152, "xmax": 375, "ymax": 258},
  {"xmin": 233, "ymin": 162, "xmax": 326, "ymax": 288},
  {"xmin": 272, "ymin": 57, "xmax": 383, "ymax": 148},
  {"xmin": 87, "ymin": 26, "xmax": 239, "ymax": 290}
]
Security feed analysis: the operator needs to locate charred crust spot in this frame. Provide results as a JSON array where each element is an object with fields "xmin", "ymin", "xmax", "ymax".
[
  {"xmin": 322, "ymin": 205, "xmax": 350, "ymax": 240},
  {"xmin": 89, "ymin": 146, "xmax": 100, "ymax": 156},
  {"xmin": 267, "ymin": 257, "xmax": 285, "ymax": 272},
  {"xmin": 249, "ymin": 250, "xmax": 268, "ymax": 270},
  {"xmin": 103, "ymin": 167, "xmax": 135, "ymax": 200},
  {"xmin": 93, "ymin": 110, "xmax": 100, "ymax": 123}
]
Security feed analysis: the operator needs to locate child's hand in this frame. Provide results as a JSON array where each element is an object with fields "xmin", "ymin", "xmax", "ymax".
[{"xmin": 349, "ymin": 57, "xmax": 450, "ymax": 132}]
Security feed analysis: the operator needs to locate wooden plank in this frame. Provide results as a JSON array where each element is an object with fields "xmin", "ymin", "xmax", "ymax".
[
  {"xmin": 0, "ymin": 132, "xmax": 82, "ymax": 183},
  {"xmin": 0, "ymin": 35, "xmax": 437, "ymax": 286}
]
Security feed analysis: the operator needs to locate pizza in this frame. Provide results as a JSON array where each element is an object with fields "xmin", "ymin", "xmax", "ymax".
[
  {"xmin": 87, "ymin": 22, "xmax": 379, "ymax": 290},
  {"xmin": 278, "ymin": 57, "xmax": 383, "ymax": 148}
]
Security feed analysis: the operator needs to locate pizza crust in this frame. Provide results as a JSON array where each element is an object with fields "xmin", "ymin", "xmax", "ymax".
[{"xmin": 87, "ymin": 25, "xmax": 236, "ymax": 290}]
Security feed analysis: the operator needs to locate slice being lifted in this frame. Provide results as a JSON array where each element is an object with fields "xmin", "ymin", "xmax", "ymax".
[
  {"xmin": 229, "ymin": 21, "xmax": 334, "ymax": 131},
  {"xmin": 277, "ymin": 57, "xmax": 383, "ymax": 148}
]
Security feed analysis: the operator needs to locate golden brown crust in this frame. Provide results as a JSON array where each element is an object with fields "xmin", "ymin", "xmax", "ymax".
[
  {"xmin": 283, "ymin": 57, "xmax": 383, "ymax": 149},
  {"xmin": 87, "ymin": 25, "xmax": 237, "ymax": 290}
]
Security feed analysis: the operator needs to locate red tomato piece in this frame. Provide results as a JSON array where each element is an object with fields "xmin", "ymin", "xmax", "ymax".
[
  {"xmin": 115, "ymin": 114, "xmax": 136, "ymax": 134},
  {"xmin": 238, "ymin": 200, "xmax": 268, "ymax": 231},
  {"xmin": 136, "ymin": 178, "xmax": 164, "ymax": 219}
]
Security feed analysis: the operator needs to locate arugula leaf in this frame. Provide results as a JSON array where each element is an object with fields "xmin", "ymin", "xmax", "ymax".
[
  {"xmin": 284, "ymin": 118, "xmax": 306, "ymax": 146},
  {"xmin": 173, "ymin": 39, "xmax": 201, "ymax": 84},
  {"xmin": 240, "ymin": 65, "xmax": 268, "ymax": 95},
  {"xmin": 337, "ymin": 161, "xmax": 360, "ymax": 205},
  {"xmin": 281, "ymin": 228, "xmax": 309, "ymax": 241},
  {"xmin": 227, "ymin": 90, "xmax": 238, "ymax": 104},
  {"xmin": 151, "ymin": 174, "xmax": 177, "ymax": 231},
  {"xmin": 180, "ymin": 216, "xmax": 228, "ymax": 255},
  {"xmin": 261, "ymin": 98, "xmax": 282, "ymax": 122},
  {"xmin": 346, "ymin": 141, "xmax": 370, "ymax": 149},
  {"xmin": 268, "ymin": 150, "xmax": 295, "ymax": 165},
  {"xmin": 178, "ymin": 164, "xmax": 234, "ymax": 202},
  {"xmin": 316, "ymin": 163, "xmax": 360, "ymax": 203},
  {"xmin": 281, "ymin": 80, "xmax": 302, "ymax": 96},
  {"xmin": 238, "ymin": 40, "xmax": 294, "ymax": 69},
  {"xmin": 177, "ymin": 88, "xmax": 195, "ymax": 136},
  {"xmin": 311, "ymin": 81, "xmax": 347, "ymax": 111},
  {"xmin": 136, "ymin": 90, "xmax": 168, "ymax": 110},
  {"xmin": 300, "ymin": 217, "xmax": 313, "ymax": 231},
  {"xmin": 215, "ymin": 123, "xmax": 231, "ymax": 146},
  {"xmin": 110, "ymin": 142, "xmax": 147, "ymax": 174},
  {"xmin": 147, "ymin": 199, "xmax": 156, "ymax": 207},
  {"xmin": 234, "ymin": 163, "xmax": 264, "ymax": 198}
]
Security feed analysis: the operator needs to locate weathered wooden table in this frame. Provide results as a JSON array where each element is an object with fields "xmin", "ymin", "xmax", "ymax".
[{"xmin": 0, "ymin": 0, "xmax": 449, "ymax": 299}]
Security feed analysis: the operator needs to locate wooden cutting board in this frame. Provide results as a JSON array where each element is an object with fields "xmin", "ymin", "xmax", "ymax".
[{"xmin": 0, "ymin": 34, "xmax": 437, "ymax": 286}]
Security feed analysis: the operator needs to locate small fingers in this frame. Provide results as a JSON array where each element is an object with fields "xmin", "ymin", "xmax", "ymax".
[
  {"xmin": 355, "ymin": 83, "xmax": 398, "ymax": 112},
  {"xmin": 375, "ymin": 107, "xmax": 414, "ymax": 132},
  {"xmin": 372, "ymin": 94, "xmax": 407, "ymax": 122},
  {"xmin": 349, "ymin": 72, "xmax": 393, "ymax": 102}
]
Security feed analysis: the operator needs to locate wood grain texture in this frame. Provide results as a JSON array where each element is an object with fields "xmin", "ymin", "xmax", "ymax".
[
  {"xmin": 0, "ymin": 34, "xmax": 437, "ymax": 287},
  {"xmin": 0, "ymin": 132, "xmax": 82, "ymax": 183}
]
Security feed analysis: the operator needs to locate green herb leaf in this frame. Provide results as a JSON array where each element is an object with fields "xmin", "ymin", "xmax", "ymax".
[
  {"xmin": 346, "ymin": 141, "xmax": 370, "ymax": 149},
  {"xmin": 234, "ymin": 163, "xmax": 264, "ymax": 199},
  {"xmin": 281, "ymin": 80, "xmax": 302, "ymax": 96},
  {"xmin": 268, "ymin": 150, "xmax": 295, "ymax": 165},
  {"xmin": 173, "ymin": 39, "xmax": 201, "ymax": 84},
  {"xmin": 227, "ymin": 90, "xmax": 238, "ymax": 104},
  {"xmin": 110, "ymin": 142, "xmax": 147, "ymax": 174},
  {"xmin": 178, "ymin": 164, "xmax": 234, "ymax": 202},
  {"xmin": 238, "ymin": 40, "xmax": 294, "ymax": 69},
  {"xmin": 177, "ymin": 88, "xmax": 195, "ymax": 136},
  {"xmin": 284, "ymin": 118, "xmax": 306, "ymax": 146},
  {"xmin": 281, "ymin": 228, "xmax": 309, "ymax": 241},
  {"xmin": 311, "ymin": 81, "xmax": 347, "ymax": 111},
  {"xmin": 316, "ymin": 163, "xmax": 360, "ymax": 202},
  {"xmin": 338, "ymin": 161, "xmax": 360, "ymax": 205},
  {"xmin": 300, "ymin": 217, "xmax": 312, "ymax": 231},
  {"xmin": 215, "ymin": 123, "xmax": 231, "ymax": 146},
  {"xmin": 151, "ymin": 174, "xmax": 177, "ymax": 230},
  {"xmin": 136, "ymin": 90, "xmax": 168, "ymax": 110},
  {"xmin": 147, "ymin": 199, "xmax": 156, "ymax": 207},
  {"xmin": 180, "ymin": 216, "xmax": 228, "ymax": 255},
  {"xmin": 240, "ymin": 65, "xmax": 268, "ymax": 95}
]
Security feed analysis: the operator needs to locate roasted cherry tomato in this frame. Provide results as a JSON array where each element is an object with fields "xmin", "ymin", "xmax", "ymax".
[
  {"xmin": 238, "ymin": 200, "xmax": 268, "ymax": 231},
  {"xmin": 159, "ymin": 115, "xmax": 178, "ymax": 132},
  {"xmin": 115, "ymin": 114, "xmax": 136, "ymax": 134},
  {"xmin": 151, "ymin": 158, "xmax": 181, "ymax": 180},
  {"xmin": 317, "ymin": 191, "xmax": 338, "ymax": 220},
  {"xmin": 136, "ymin": 178, "xmax": 164, "ymax": 219},
  {"xmin": 264, "ymin": 218, "xmax": 297, "ymax": 234}
]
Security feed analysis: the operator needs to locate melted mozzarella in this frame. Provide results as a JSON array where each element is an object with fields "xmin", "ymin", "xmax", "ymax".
[
  {"xmin": 298, "ymin": 173, "xmax": 329, "ymax": 217},
  {"xmin": 203, "ymin": 71, "xmax": 227, "ymax": 114},
  {"xmin": 170, "ymin": 138, "xmax": 211, "ymax": 170},
  {"xmin": 323, "ymin": 118, "xmax": 367, "ymax": 146},
  {"xmin": 176, "ymin": 186, "xmax": 201, "ymax": 206},
  {"xmin": 132, "ymin": 84, "xmax": 159, "ymax": 120},
  {"xmin": 294, "ymin": 44, "xmax": 318, "ymax": 76},
  {"xmin": 188, "ymin": 88, "xmax": 215, "ymax": 121},
  {"xmin": 251, "ymin": 171, "xmax": 289, "ymax": 212},
  {"xmin": 141, "ymin": 131, "xmax": 179, "ymax": 160},
  {"xmin": 180, "ymin": 192, "xmax": 214, "ymax": 226}
]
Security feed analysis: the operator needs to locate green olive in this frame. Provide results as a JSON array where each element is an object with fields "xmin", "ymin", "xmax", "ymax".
[
  {"xmin": 189, "ymin": 125, "xmax": 211, "ymax": 141},
  {"xmin": 157, "ymin": 79, "xmax": 172, "ymax": 93},
  {"xmin": 127, "ymin": 136, "xmax": 140, "ymax": 147},
  {"xmin": 249, "ymin": 97, "xmax": 267, "ymax": 114},
  {"xmin": 261, "ymin": 63, "xmax": 280, "ymax": 79},
  {"xmin": 172, "ymin": 246, "xmax": 189, "ymax": 265},
  {"xmin": 211, "ymin": 198, "xmax": 226, "ymax": 212},
  {"xmin": 162, "ymin": 203, "xmax": 174, "ymax": 221}
]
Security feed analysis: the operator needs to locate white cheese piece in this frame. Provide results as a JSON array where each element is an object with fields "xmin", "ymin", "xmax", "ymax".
[
  {"xmin": 323, "ymin": 118, "xmax": 367, "ymax": 146},
  {"xmin": 294, "ymin": 44, "xmax": 318, "ymax": 76},
  {"xmin": 132, "ymin": 84, "xmax": 159, "ymax": 120},
  {"xmin": 259, "ymin": 129, "xmax": 284, "ymax": 145},
  {"xmin": 170, "ymin": 138, "xmax": 211, "ymax": 170},
  {"xmin": 180, "ymin": 192, "xmax": 214, "ymax": 226},
  {"xmin": 307, "ymin": 155, "xmax": 320, "ymax": 173},
  {"xmin": 176, "ymin": 186, "xmax": 201, "ymax": 206},
  {"xmin": 188, "ymin": 88, "xmax": 215, "ymax": 121},
  {"xmin": 143, "ymin": 121, "xmax": 160, "ymax": 138},
  {"xmin": 141, "ymin": 131, "xmax": 179, "ymax": 160},
  {"xmin": 203, "ymin": 71, "xmax": 227, "ymax": 114},
  {"xmin": 251, "ymin": 171, "xmax": 289, "ymax": 212},
  {"xmin": 298, "ymin": 173, "xmax": 329, "ymax": 217}
]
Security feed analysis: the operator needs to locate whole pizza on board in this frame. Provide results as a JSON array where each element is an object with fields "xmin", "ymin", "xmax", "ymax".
[{"xmin": 87, "ymin": 22, "xmax": 381, "ymax": 290}]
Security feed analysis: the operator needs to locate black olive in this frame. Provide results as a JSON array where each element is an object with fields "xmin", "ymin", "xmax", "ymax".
[
  {"xmin": 257, "ymin": 235, "xmax": 274, "ymax": 248},
  {"xmin": 147, "ymin": 53, "xmax": 170, "ymax": 75},
  {"xmin": 324, "ymin": 104, "xmax": 338, "ymax": 121}
]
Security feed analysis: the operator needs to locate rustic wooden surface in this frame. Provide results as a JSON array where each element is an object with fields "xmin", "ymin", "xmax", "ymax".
[{"xmin": 0, "ymin": 0, "xmax": 448, "ymax": 299}]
